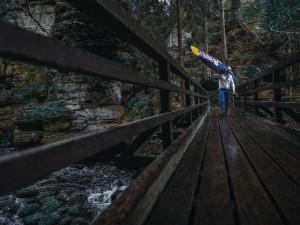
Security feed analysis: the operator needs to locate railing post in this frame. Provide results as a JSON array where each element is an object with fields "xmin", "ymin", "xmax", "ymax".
[
  {"xmin": 243, "ymin": 86, "xmax": 248, "ymax": 112},
  {"xmin": 194, "ymin": 86, "xmax": 199, "ymax": 118},
  {"xmin": 254, "ymin": 80, "xmax": 259, "ymax": 115},
  {"xmin": 159, "ymin": 61, "xmax": 173, "ymax": 149},
  {"xmin": 185, "ymin": 79, "xmax": 192, "ymax": 125},
  {"xmin": 272, "ymin": 71, "xmax": 282, "ymax": 123}
]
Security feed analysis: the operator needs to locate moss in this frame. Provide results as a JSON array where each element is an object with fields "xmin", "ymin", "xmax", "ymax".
[
  {"xmin": 23, "ymin": 213, "xmax": 45, "ymax": 225},
  {"xmin": 18, "ymin": 203, "xmax": 39, "ymax": 218},
  {"xmin": 41, "ymin": 197, "xmax": 62, "ymax": 213},
  {"xmin": 40, "ymin": 132, "xmax": 76, "ymax": 145},
  {"xmin": 67, "ymin": 206, "xmax": 80, "ymax": 216},
  {"xmin": 58, "ymin": 216, "xmax": 73, "ymax": 225},
  {"xmin": 16, "ymin": 187, "xmax": 38, "ymax": 198},
  {"xmin": 38, "ymin": 212, "xmax": 61, "ymax": 225},
  {"xmin": 71, "ymin": 217, "xmax": 86, "ymax": 225},
  {"xmin": 13, "ymin": 130, "xmax": 43, "ymax": 149}
]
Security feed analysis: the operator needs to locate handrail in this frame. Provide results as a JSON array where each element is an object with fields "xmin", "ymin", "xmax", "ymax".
[
  {"xmin": 66, "ymin": 0, "xmax": 207, "ymax": 93},
  {"xmin": 239, "ymin": 51, "xmax": 300, "ymax": 88},
  {"xmin": 0, "ymin": 21, "xmax": 207, "ymax": 99},
  {"xmin": 235, "ymin": 51, "xmax": 300, "ymax": 124},
  {"xmin": 0, "ymin": 0, "xmax": 209, "ymax": 195}
]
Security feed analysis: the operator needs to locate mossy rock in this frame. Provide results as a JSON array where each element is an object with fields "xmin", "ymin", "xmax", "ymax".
[
  {"xmin": 68, "ymin": 192, "xmax": 87, "ymax": 205},
  {"xmin": 38, "ymin": 212, "xmax": 61, "ymax": 225},
  {"xmin": 56, "ymin": 206, "xmax": 69, "ymax": 214},
  {"xmin": 58, "ymin": 216, "xmax": 73, "ymax": 225},
  {"xmin": 71, "ymin": 217, "xmax": 86, "ymax": 225},
  {"xmin": 23, "ymin": 213, "xmax": 45, "ymax": 225},
  {"xmin": 16, "ymin": 187, "xmax": 38, "ymax": 198},
  {"xmin": 13, "ymin": 130, "xmax": 43, "ymax": 149},
  {"xmin": 18, "ymin": 203, "xmax": 39, "ymax": 218},
  {"xmin": 44, "ymin": 122, "xmax": 72, "ymax": 132},
  {"xmin": 67, "ymin": 206, "xmax": 80, "ymax": 216},
  {"xmin": 40, "ymin": 132, "xmax": 76, "ymax": 145},
  {"xmin": 41, "ymin": 197, "xmax": 62, "ymax": 213}
]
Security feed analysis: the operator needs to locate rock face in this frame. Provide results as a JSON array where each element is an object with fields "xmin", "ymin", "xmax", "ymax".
[{"xmin": 0, "ymin": 1, "xmax": 126, "ymax": 149}]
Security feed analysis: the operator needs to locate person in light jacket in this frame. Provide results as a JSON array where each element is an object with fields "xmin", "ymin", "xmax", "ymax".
[{"xmin": 210, "ymin": 66, "xmax": 236, "ymax": 116}]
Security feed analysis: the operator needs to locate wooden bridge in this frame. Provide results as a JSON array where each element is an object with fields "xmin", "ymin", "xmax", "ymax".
[{"xmin": 0, "ymin": 0, "xmax": 299, "ymax": 225}]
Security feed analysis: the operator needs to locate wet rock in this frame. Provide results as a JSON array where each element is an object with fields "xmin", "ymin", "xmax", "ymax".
[
  {"xmin": 41, "ymin": 197, "xmax": 62, "ymax": 213},
  {"xmin": 71, "ymin": 217, "xmax": 86, "ymax": 225},
  {"xmin": 67, "ymin": 206, "xmax": 80, "ymax": 216},
  {"xmin": 18, "ymin": 203, "xmax": 39, "ymax": 218},
  {"xmin": 16, "ymin": 187, "xmax": 38, "ymax": 198},
  {"xmin": 7, "ymin": 203, "xmax": 20, "ymax": 213},
  {"xmin": 68, "ymin": 192, "xmax": 87, "ymax": 205},
  {"xmin": 111, "ymin": 190, "xmax": 123, "ymax": 201},
  {"xmin": 23, "ymin": 212, "xmax": 45, "ymax": 225}
]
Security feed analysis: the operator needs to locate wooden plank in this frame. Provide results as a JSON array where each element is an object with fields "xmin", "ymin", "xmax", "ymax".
[
  {"xmin": 220, "ymin": 119, "xmax": 284, "ymax": 225},
  {"xmin": 193, "ymin": 117, "xmax": 235, "ymax": 225},
  {"xmin": 0, "ymin": 21, "xmax": 205, "ymax": 98},
  {"xmin": 66, "ymin": 0, "xmax": 206, "ymax": 93},
  {"xmin": 227, "ymin": 117, "xmax": 300, "ymax": 224},
  {"xmin": 231, "ymin": 108, "xmax": 300, "ymax": 160},
  {"xmin": 0, "ymin": 102, "xmax": 208, "ymax": 195},
  {"xmin": 232, "ymin": 116, "xmax": 300, "ymax": 183},
  {"xmin": 145, "ymin": 117, "xmax": 211, "ymax": 225}
]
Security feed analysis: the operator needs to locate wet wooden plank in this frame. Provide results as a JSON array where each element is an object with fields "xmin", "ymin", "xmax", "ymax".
[
  {"xmin": 232, "ymin": 116, "xmax": 300, "ymax": 185},
  {"xmin": 220, "ymin": 119, "xmax": 284, "ymax": 225},
  {"xmin": 227, "ymin": 117, "xmax": 300, "ymax": 224},
  {"xmin": 193, "ymin": 117, "xmax": 235, "ymax": 225},
  {"xmin": 145, "ymin": 117, "xmax": 211, "ymax": 225},
  {"xmin": 231, "ymin": 108, "xmax": 300, "ymax": 161}
]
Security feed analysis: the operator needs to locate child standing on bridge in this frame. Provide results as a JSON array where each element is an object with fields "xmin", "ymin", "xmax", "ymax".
[{"xmin": 210, "ymin": 66, "xmax": 236, "ymax": 116}]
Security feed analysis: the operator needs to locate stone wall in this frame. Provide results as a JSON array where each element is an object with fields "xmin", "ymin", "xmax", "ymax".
[{"xmin": 0, "ymin": 1, "xmax": 126, "ymax": 149}]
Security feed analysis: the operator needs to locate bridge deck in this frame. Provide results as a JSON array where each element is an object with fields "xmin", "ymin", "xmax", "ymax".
[{"xmin": 145, "ymin": 107, "xmax": 300, "ymax": 225}]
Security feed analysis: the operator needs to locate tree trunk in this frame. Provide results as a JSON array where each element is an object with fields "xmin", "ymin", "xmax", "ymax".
[
  {"xmin": 176, "ymin": 0, "xmax": 183, "ymax": 66},
  {"xmin": 231, "ymin": 0, "xmax": 241, "ymax": 27},
  {"xmin": 176, "ymin": 0, "xmax": 185, "ymax": 106},
  {"xmin": 220, "ymin": 0, "xmax": 228, "ymax": 65},
  {"xmin": 204, "ymin": 15, "xmax": 209, "ymax": 76}
]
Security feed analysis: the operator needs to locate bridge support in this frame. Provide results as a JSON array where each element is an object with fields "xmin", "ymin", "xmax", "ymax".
[{"xmin": 159, "ymin": 61, "xmax": 173, "ymax": 149}]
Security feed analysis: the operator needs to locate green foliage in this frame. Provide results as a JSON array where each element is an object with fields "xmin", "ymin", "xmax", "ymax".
[{"xmin": 22, "ymin": 101, "xmax": 72, "ymax": 122}]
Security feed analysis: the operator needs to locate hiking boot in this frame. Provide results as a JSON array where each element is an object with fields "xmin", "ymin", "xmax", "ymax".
[{"xmin": 219, "ymin": 113, "xmax": 224, "ymax": 117}]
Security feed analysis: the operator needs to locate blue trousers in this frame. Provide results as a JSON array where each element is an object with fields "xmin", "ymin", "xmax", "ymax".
[{"xmin": 219, "ymin": 89, "xmax": 230, "ymax": 113}]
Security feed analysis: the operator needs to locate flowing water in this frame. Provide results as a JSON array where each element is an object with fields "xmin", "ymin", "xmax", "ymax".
[{"xmin": 0, "ymin": 152, "xmax": 138, "ymax": 225}]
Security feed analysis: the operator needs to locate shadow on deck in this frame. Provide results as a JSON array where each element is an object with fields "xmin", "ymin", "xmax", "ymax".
[{"xmin": 144, "ymin": 107, "xmax": 300, "ymax": 225}]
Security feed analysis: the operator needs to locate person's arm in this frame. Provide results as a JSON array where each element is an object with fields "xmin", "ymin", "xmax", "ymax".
[
  {"xmin": 230, "ymin": 76, "xmax": 236, "ymax": 94},
  {"xmin": 209, "ymin": 70, "xmax": 221, "ymax": 79}
]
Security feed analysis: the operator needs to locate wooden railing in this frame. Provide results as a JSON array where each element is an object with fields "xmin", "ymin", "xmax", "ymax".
[
  {"xmin": 0, "ymin": 0, "xmax": 209, "ymax": 195},
  {"xmin": 235, "ymin": 51, "xmax": 300, "ymax": 124}
]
